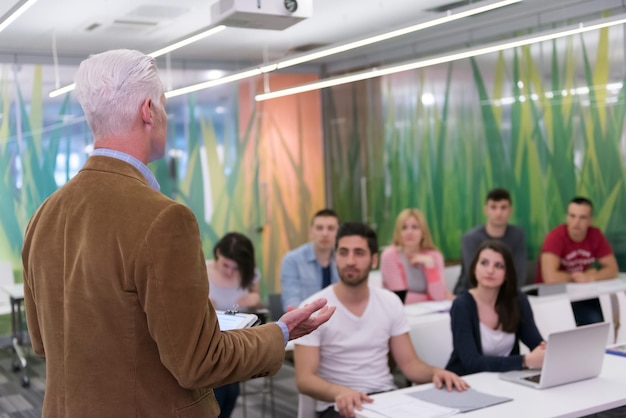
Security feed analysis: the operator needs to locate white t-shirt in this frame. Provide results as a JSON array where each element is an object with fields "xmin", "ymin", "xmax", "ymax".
[
  {"xmin": 295, "ymin": 285, "xmax": 410, "ymax": 411},
  {"xmin": 479, "ymin": 322, "xmax": 515, "ymax": 357}
]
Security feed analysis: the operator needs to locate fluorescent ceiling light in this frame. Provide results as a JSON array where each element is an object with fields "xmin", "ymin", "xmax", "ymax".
[
  {"xmin": 275, "ymin": 0, "xmax": 521, "ymax": 69},
  {"xmin": 148, "ymin": 26, "xmax": 225, "ymax": 58},
  {"xmin": 164, "ymin": 0, "xmax": 520, "ymax": 97},
  {"xmin": 0, "ymin": 0, "xmax": 38, "ymax": 33},
  {"xmin": 255, "ymin": 15, "xmax": 626, "ymax": 101},
  {"xmin": 48, "ymin": 25, "xmax": 226, "ymax": 98},
  {"xmin": 166, "ymin": 69, "xmax": 263, "ymax": 98}
]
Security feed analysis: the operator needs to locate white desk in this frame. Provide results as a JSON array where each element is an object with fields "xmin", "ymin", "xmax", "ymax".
[
  {"xmin": 404, "ymin": 300, "xmax": 452, "ymax": 317},
  {"xmin": 526, "ymin": 274, "xmax": 626, "ymax": 303},
  {"xmin": 356, "ymin": 354, "xmax": 626, "ymax": 418},
  {"xmin": 564, "ymin": 275, "xmax": 626, "ymax": 302}
]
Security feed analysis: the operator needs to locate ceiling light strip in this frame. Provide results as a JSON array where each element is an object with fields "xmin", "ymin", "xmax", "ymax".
[
  {"xmin": 148, "ymin": 25, "xmax": 226, "ymax": 58},
  {"xmin": 165, "ymin": 68, "xmax": 263, "ymax": 98},
  {"xmin": 0, "ymin": 0, "xmax": 39, "ymax": 33},
  {"xmin": 47, "ymin": 25, "xmax": 226, "ymax": 98},
  {"xmin": 255, "ymin": 15, "xmax": 626, "ymax": 101},
  {"xmin": 163, "ymin": 0, "xmax": 521, "ymax": 98},
  {"xmin": 275, "ymin": 0, "xmax": 522, "ymax": 69}
]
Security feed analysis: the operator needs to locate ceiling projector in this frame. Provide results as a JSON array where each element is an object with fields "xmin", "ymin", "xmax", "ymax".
[{"xmin": 211, "ymin": 0, "xmax": 312, "ymax": 30}]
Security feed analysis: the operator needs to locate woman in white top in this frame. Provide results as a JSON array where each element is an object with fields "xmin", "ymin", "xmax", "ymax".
[
  {"xmin": 207, "ymin": 232, "xmax": 262, "ymax": 418},
  {"xmin": 446, "ymin": 240, "xmax": 546, "ymax": 375}
]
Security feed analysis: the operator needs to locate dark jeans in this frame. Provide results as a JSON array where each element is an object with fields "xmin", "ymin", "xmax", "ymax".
[
  {"xmin": 214, "ymin": 382, "xmax": 240, "ymax": 418},
  {"xmin": 572, "ymin": 298, "xmax": 604, "ymax": 326}
]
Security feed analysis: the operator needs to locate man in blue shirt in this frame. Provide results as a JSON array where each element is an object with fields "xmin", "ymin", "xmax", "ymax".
[{"xmin": 281, "ymin": 209, "xmax": 340, "ymax": 311}]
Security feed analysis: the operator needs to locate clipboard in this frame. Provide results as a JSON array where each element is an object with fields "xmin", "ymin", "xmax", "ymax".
[{"xmin": 216, "ymin": 310, "xmax": 260, "ymax": 331}]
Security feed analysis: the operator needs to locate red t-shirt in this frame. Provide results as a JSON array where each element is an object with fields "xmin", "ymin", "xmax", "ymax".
[{"xmin": 535, "ymin": 224, "xmax": 613, "ymax": 283}]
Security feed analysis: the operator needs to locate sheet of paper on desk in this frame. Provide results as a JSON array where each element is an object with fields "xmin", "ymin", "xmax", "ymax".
[
  {"xmin": 408, "ymin": 388, "xmax": 512, "ymax": 413},
  {"xmin": 404, "ymin": 300, "xmax": 453, "ymax": 316},
  {"xmin": 361, "ymin": 395, "xmax": 458, "ymax": 418}
]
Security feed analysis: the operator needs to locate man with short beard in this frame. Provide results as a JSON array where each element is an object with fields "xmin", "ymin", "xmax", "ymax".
[{"xmin": 294, "ymin": 222, "xmax": 468, "ymax": 418}]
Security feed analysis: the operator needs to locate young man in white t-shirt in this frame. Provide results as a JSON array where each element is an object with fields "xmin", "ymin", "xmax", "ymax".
[{"xmin": 294, "ymin": 222, "xmax": 468, "ymax": 418}]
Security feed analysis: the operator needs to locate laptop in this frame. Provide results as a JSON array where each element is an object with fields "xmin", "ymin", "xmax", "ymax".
[{"xmin": 499, "ymin": 322, "xmax": 610, "ymax": 389}]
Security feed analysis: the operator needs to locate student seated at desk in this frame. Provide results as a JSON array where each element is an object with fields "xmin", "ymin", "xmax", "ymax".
[
  {"xmin": 380, "ymin": 209, "xmax": 453, "ymax": 304},
  {"xmin": 295, "ymin": 222, "xmax": 468, "ymax": 418},
  {"xmin": 207, "ymin": 232, "xmax": 262, "ymax": 314},
  {"xmin": 207, "ymin": 232, "xmax": 262, "ymax": 418},
  {"xmin": 446, "ymin": 240, "xmax": 546, "ymax": 376}
]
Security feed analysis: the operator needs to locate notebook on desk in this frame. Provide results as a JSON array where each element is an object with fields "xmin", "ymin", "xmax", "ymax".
[{"xmin": 499, "ymin": 322, "xmax": 610, "ymax": 389}]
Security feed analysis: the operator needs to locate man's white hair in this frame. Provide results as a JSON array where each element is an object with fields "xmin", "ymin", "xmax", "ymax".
[{"xmin": 74, "ymin": 49, "xmax": 164, "ymax": 139}]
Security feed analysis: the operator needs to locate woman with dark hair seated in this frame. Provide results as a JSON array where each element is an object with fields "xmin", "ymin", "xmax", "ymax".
[
  {"xmin": 446, "ymin": 240, "xmax": 545, "ymax": 376},
  {"xmin": 207, "ymin": 232, "xmax": 263, "ymax": 417}
]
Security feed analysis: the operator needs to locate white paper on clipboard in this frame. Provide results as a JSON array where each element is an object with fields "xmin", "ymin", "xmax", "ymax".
[{"xmin": 216, "ymin": 311, "xmax": 259, "ymax": 330}]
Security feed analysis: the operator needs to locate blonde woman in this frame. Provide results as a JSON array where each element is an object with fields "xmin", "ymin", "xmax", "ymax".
[{"xmin": 380, "ymin": 209, "xmax": 453, "ymax": 304}]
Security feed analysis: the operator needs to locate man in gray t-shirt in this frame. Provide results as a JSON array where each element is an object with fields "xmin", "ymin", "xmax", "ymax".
[{"xmin": 453, "ymin": 188, "xmax": 527, "ymax": 293}]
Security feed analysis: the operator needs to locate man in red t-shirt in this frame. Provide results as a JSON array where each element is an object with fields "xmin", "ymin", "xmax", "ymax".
[
  {"xmin": 536, "ymin": 197, "xmax": 618, "ymax": 325},
  {"xmin": 537, "ymin": 197, "xmax": 618, "ymax": 284}
]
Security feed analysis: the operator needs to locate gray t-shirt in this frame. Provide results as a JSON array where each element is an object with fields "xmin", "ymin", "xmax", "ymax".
[
  {"xmin": 453, "ymin": 225, "xmax": 527, "ymax": 293},
  {"xmin": 399, "ymin": 252, "xmax": 428, "ymax": 294}
]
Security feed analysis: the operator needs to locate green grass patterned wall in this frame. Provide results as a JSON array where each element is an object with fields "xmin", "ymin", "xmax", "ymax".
[{"xmin": 326, "ymin": 27, "xmax": 626, "ymax": 266}]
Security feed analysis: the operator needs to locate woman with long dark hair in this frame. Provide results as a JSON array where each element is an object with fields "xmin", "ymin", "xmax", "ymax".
[
  {"xmin": 446, "ymin": 240, "xmax": 545, "ymax": 375},
  {"xmin": 207, "ymin": 232, "xmax": 262, "ymax": 417},
  {"xmin": 207, "ymin": 232, "xmax": 262, "ymax": 313}
]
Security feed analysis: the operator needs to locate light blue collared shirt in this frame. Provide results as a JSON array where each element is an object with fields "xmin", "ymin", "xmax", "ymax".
[
  {"xmin": 280, "ymin": 242, "xmax": 339, "ymax": 311},
  {"xmin": 91, "ymin": 148, "xmax": 160, "ymax": 191}
]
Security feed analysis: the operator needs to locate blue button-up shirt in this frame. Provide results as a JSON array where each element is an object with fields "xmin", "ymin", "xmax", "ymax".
[
  {"xmin": 280, "ymin": 242, "xmax": 339, "ymax": 311},
  {"xmin": 91, "ymin": 148, "xmax": 160, "ymax": 191}
]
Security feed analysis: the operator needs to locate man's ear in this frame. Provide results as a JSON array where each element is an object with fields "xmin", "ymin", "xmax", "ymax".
[
  {"xmin": 141, "ymin": 98, "xmax": 153, "ymax": 125},
  {"xmin": 371, "ymin": 253, "xmax": 379, "ymax": 269}
]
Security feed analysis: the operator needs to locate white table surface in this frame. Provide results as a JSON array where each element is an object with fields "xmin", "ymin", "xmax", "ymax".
[
  {"xmin": 0, "ymin": 284, "xmax": 24, "ymax": 299},
  {"xmin": 356, "ymin": 354, "xmax": 626, "ymax": 418},
  {"xmin": 404, "ymin": 300, "xmax": 452, "ymax": 317},
  {"xmin": 527, "ymin": 274, "xmax": 626, "ymax": 303}
]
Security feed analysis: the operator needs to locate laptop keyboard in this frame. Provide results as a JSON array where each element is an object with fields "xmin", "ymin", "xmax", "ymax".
[{"xmin": 523, "ymin": 374, "xmax": 542, "ymax": 384}]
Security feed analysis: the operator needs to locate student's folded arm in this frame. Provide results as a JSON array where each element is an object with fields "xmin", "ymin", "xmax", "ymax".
[
  {"xmin": 540, "ymin": 252, "xmax": 572, "ymax": 284},
  {"xmin": 594, "ymin": 254, "xmax": 619, "ymax": 281}
]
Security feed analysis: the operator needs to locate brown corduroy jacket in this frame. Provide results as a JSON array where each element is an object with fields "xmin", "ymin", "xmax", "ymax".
[{"xmin": 22, "ymin": 156, "xmax": 284, "ymax": 418}]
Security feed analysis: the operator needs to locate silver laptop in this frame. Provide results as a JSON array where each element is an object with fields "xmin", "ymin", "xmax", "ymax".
[{"xmin": 499, "ymin": 322, "xmax": 610, "ymax": 389}]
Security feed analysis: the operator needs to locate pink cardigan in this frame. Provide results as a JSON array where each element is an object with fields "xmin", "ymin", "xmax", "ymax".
[{"xmin": 380, "ymin": 245, "xmax": 448, "ymax": 303}]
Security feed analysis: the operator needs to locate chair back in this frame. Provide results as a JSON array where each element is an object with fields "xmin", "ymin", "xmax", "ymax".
[
  {"xmin": 526, "ymin": 295, "xmax": 576, "ymax": 349},
  {"xmin": 443, "ymin": 265, "xmax": 461, "ymax": 292},
  {"xmin": 407, "ymin": 313, "xmax": 452, "ymax": 368},
  {"xmin": 268, "ymin": 293, "xmax": 285, "ymax": 322},
  {"xmin": 297, "ymin": 393, "xmax": 317, "ymax": 418}
]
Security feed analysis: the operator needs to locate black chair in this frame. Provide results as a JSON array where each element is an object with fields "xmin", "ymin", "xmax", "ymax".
[{"xmin": 268, "ymin": 293, "xmax": 284, "ymax": 322}]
